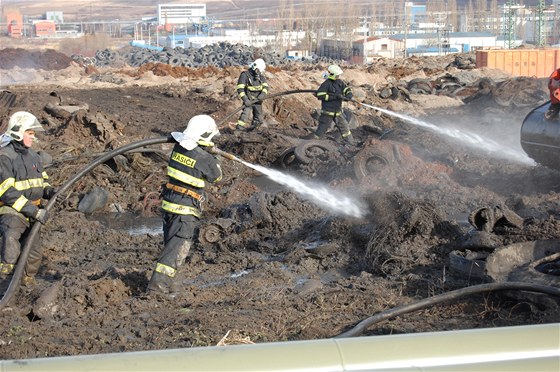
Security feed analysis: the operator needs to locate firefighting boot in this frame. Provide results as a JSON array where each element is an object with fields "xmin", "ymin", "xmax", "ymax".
[
  {"xmin": 21, "ymin": 275, "xmax": 36, "ymax": 288},
  {"xmin": 146, "ymin": 271, "xmax": 173, "ymax": 295},
  {"xmin": 0, "ymin": 263, "xmax": 15, "ymax": 280},
  {"xmin": 343, "ymin": 133, "xmax": 356, "ymax": 146},
  {"xmin": 235, "ymin": 120, "xmax": 251, "ymax": 134}
]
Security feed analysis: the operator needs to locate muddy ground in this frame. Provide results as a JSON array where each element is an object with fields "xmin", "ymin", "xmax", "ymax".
[{"xmin": 0, "ymin": 48, "xmax": 559, "ymax": 360}]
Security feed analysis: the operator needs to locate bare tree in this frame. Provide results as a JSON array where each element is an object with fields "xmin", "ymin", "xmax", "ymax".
[
  {"xmin": 490, "ymin": 0, "xmax": 500, "ymax": 34},
  {"xmin": 466, "ymin": 0, "xmax": 475, "ymax": 32},
  {"xmin": 448, "ymin": 0, "xmax": 459, "ymax": 31}
]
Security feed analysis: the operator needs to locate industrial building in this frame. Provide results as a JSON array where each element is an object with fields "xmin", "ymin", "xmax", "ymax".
[{"xmin": 158, "ymin": 3, "xmax": 206, "ymax": 31}]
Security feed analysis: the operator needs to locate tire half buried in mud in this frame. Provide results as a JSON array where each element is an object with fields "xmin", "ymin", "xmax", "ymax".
[
  {"xmin": 509, "ymin": 253, "xmax": 560, "ymax": 288},
  {"xmin": 294, "ymin": 140, "xmax": 338, "ymax": 165},
  {"xmin": 448, "ymin": 250, "xmax": 489, "ymax": 281},
  {"xmin": 485, "ymin": 239, "xmax": 560, "ymax": 284},
  {"xmin": 353, "ymin": 147, "xmax": 391, "ymax": 181}
]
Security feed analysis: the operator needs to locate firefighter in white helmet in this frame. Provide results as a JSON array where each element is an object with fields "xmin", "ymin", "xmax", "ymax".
[
  {"xmin": 147, "ymin": 114, "xmax": 223, "ymax": 295},
  {"xmin": 235, "ymin": 58, "xmax": 269, "ymax": 132},
  {"xmin": 308, "ymin": 64, "xmax": 356, "ymax": 145},
  {"xmin": 0, "ymin": 111, "xmax": 56, "ymax": 285}
]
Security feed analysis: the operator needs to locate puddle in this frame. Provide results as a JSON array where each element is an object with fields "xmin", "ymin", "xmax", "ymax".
[
  {"xmin": 87, "ymin": 212, "xmax": 162, "ymax": 235},
  {"xmin": 183, "ymin": 269, "xmax": 253, "ymax": 288}
]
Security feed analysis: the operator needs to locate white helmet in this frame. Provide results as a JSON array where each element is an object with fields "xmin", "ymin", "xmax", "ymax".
[
  {"xmin": 6, "ymin": 111, "xmax": 44, "ymax": 141},
  {"xmin": 250, "ymin": 58, "xmax": 266, "ymax": 73},
  {"xmin": 171, "ymin": 115, "xmax": 219, "ymax": 150},
  {"xmin": 327, "ymin": 64, "xmax": 343, "ymax": 78}
]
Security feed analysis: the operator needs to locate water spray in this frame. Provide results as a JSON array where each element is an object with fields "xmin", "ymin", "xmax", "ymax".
[
  {"xmin": 348, "ymin": 98, "xmax": 536, "ymax": 166},
  {"xmin": 211, "ymin": 147, "xmax": 365, "ymax": 219}
]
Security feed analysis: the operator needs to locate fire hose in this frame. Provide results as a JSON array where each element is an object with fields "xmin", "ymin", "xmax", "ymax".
[
  {"xmin": 216, "ymin": 89, "xmax": 317, "ymax": 127},
  {"xmin": 0, "ymin": 89, "xmax": 317, "ymax": 309}
]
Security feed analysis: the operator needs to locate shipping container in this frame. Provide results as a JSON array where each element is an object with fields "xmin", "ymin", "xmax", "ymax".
[{"xmin": 476, "ymin": 49, "xmax": 560, "ymax": 78}]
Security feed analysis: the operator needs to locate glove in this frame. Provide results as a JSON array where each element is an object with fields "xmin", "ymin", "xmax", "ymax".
[
  {"xmin": 345, "ymin": 93, "xmax": 353, "ymax": 100},
  {"xmin": 34, "ymin": 209, "xmax": 49, "ymax": 225},
  {"xmin": 208, "ymin": 145, "xmax": 219, "ymax": 155},
  {"xmin": 257, "ymin": 92, "xmax": 267, "ymax": 100},
  {"xmin": 242, "ymin": 97, "xmax": 251, "ymax": 107},
  {"xmin": 43, "ymin": 186, "xmax": 58, "ymax": 200}
]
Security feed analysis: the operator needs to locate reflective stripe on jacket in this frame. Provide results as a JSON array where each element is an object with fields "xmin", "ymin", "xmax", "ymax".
[
  {"xmin": 0, "ymin": 141, "xmax": 48, "ymax": 218},
  {"xmin": 316, "ymin": 78, "xmax": 352, "ymax": 114},
  {"xmin": 237, "ymin": 69, "xmax": 269, "ymax": 100},
  {"xmin": 162, "ymin": 143, "xmax": 222, "ymax": 216}
]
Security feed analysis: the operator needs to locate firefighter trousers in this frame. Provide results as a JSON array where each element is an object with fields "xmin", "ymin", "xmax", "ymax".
[
  {"xmin": 147, "ymin": 213, "xmax": 199, "ymax": 294},
  {"xmin": 238, "ymin": 103, "xmax": 264, "ymax": 127},
  {"xmin": 316, "ymin": 111, "xmax": 350, "ymax": 138},
  {"xmin": 0, "ymin": 213, "xmax": 43, "ymax": 277}
]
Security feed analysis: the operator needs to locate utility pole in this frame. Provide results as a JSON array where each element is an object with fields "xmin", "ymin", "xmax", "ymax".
[
  {"xmin": 534, "ymin": 0, "xmax": 545, "ymax": 47},
  {"xmin": 504, "ymin": 0, "xmax": 516, "ymax": 49},
  {"xmin": 403, "ymin": 2, "xmax": 408, "ymax": 58}
]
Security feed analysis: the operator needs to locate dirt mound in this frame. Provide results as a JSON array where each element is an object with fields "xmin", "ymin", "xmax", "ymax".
[{"xmin": 0, "ymin": 48, "xmax": 73, "ymax": 70}]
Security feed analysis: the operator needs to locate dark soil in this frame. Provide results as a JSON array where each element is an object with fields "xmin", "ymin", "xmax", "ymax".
[{"xmin": 0, "ymin": 48, "xmax": 559, "ymax": 360}]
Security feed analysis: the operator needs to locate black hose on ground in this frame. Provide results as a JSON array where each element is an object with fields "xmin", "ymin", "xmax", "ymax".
[
  {"xmin": 335, "ymin": 281, "xmax": 560, "ymax": 338},
  {"xmin": 0, "ymin": 88, "xmax": 319, "ymax": 309},
  {"xmin": 0, "ymin": 136, "xmax": 171, "ymax": 310}
]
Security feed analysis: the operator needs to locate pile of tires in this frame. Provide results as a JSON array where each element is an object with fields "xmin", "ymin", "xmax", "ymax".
[{"xmin": 73, "ymin": 42, "xmax": 345, "ymax": 69}]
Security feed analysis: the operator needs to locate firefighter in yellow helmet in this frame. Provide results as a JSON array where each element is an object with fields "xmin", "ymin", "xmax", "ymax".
[
  {"xmin": 308, "ymin": 64, "xmax": 356, "ymax": 145},
  {"xmin": 235, "ymin": 58, "xmax": 269, "ymax": 131},
  {"xmin": 0, "ymin": 111, "xmax": 56, "ymax": 285},
  {"xmin": 147, "ymin": 115, "xmax": 222, "ymax": 295}
]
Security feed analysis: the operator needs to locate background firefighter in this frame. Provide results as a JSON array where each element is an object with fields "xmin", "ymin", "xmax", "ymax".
[
  {"xmin": 235, "ymin": 58, "xmax": 269, "ymax": 131},
  {"xmin": 0, "ymin": 111, "xmax": 54, "ymax": 286},
  {"xmin": 147, "ymin": 115, "xmax": 222, "ymax": 295},
  {"xmin": 307, "ymin": 64, "xmax": 356, "ymax": 145},
  {"xmin": 544, "ymin": 67, "xmax": 560, "ymax": 120}
]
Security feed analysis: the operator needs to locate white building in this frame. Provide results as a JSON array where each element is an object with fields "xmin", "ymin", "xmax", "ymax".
[
  {"xmin": 158, "ymin": 3, "xmax": 206, "ymax": 26},
  {"xmin": 352, "ymin": 37, "xmax": 404, "ymax": 62},
  {"xmin": 45, "ymin": 11, "xmax": 63, "ymax": 23}
]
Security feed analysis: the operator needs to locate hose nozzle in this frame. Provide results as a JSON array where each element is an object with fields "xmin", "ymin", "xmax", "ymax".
[{"xmin": 211, "ymin": 147, "xmax": 243, "ymax": 163}]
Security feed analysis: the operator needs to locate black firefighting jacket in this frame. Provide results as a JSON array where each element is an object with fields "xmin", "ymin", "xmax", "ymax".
[
  {"xmin": 0, "ymin": 141, "xmax": 50, "ymax": 219},
  {"xmin": 237, "ymin": 69, "xmax": 269, "ymax": 101},
  {"xmin": 161, "ymin": 142, "xmax": 222, "ymax": 218},
  {"xmin": 316, "ymin": 78, "xmax": 353, "ymax": 115}
]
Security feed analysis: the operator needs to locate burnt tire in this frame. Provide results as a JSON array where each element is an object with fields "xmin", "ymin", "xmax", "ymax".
[
  {"xmin": 353, "ymin": 148, "xmax": 390, "ymax": 181},
  {"xmin": 448, "ymin": 250, "xmax": 489, "ymax": 281},
  {"xmin": 509, "ymin": 253, "xmax": 560, "ymax": 287},
  {"xmin": 278, "ymin": 147, "xmax": 298, "ymax": 168},
  {"xmin": 294, "ymin": 140, "xmax": 338, "ymax": 165},
  {"xmin": 198, "ymin": 223, "xmax": 222, "ymax": 245}
]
